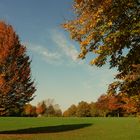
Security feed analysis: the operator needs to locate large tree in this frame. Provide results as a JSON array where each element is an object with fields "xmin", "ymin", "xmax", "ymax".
[
  {"xmin": 0, "ymin": 21, "xmax": 36, "ymax": 116},
  {"xmin": 63, "ymin": 0, "xmax": 140, "ymax": 97}
]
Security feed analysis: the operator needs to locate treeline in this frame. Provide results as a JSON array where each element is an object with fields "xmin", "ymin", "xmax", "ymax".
[
  {"xmin": 4, "ymin": 99, "xmax": 62, "ymax": 117},
  {"xmin": 2, "ymin": 93, "xmax": 139, "ymax": 117},
  {"xmin": 63, "ymin": 94, "xmax": 139, "ymax": 117},
  {"xmin": 4, "ymin": 93, "xmax": 139, "ymax": 117}
]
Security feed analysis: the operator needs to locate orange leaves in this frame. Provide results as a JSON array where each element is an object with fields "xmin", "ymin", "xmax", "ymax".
[
  {"xmin": 90, "ymin": 58, "xmax": 97, "ymax": 65},
  {"xmin": 0, "ymin": 22, "xmax": 17, "ymax": 63},
  {"xmin": 0, "ymin": 76, "xmax": 5, "ymax": 86},
  {"xmin": 36, "ymin": 101, "xmax": 46, "ymax": 115},
  {"xmin": 75, "ymin": 0, "xmax": 82, "ymax": 4},
  {"xmin": 23, "ymin": 104, "xmax": 36, "ymax": 116},
  {"xmin": 108, "ymin": 95, "xmax": 121, "ymax": 111},
  {"xmin": 0, "ymin": 21, "xmax": 35, "ymax": 116},
  {"xmin": 63, "ymin": 0, "xmax": 114, "ymax": 66}
]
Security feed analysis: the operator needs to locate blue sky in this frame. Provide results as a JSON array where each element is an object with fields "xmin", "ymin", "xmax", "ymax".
[{"xmin": 0, "ymin": 0, "xmax": 117, "ymax": 110}]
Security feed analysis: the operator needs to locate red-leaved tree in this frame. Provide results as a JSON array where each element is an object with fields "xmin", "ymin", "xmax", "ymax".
[{"xmin": 0, "ymin": 21, "xmax": 36, "ymax": 116}]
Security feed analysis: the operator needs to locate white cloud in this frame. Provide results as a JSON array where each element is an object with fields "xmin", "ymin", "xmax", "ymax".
[
  {"xmin": 25, "ymin": 30, "xmax": 83, "ymax": 66},
  {"xmin": 51, "ymin": 30, "xmax": 79, "ymax": 63},
  {"xmin": 26, "ymin": 43, "xmax": 62, "ymax": 64}
]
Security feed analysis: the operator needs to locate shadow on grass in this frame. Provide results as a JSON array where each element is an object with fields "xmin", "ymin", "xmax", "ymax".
[{"xmin": 0, "ymin": 123, "xmax": 92, "ymax": 134}]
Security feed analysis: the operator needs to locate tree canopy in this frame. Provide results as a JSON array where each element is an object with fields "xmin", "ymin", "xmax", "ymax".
[
  {"xmin": 63, "ymin": 0, "xmax": 140, "ymax": 96},
  {"xmin": 0, "ymin": 21, "xmax": 36, "ymax": 116}
]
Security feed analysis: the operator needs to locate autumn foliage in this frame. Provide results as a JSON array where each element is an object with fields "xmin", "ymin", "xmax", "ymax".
[
  {"xmin": 36, "ymin": 101, "xmax": 47, "ymax": 116},
  {"xmin": 0, "ymin": 21, "xmax": 36, "ymax": 116},
  {"xmin": 36, "ymin": 99, "xmax": 62, "ymax": 117},
  {"xmin": 23, "ymin": 104, "xmax": 37, "ymax": 117},
  {"xmin": 63, "ymin": 0, "xmax": 140, "ymax": 102},
  {"xmin": 63, "ymin": 94, "xmax": 139, "ymax": 117}
]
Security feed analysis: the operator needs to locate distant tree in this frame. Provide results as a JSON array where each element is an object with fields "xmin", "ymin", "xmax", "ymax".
[
  {"xmin": 96, "ymin": 94, "xmax": 109, "ymax": 117},
  {"xmin": 36, "ymin": 99, "xmax": 62, "ymax": 117},
  {"xmin": 45, "ymin": 98, "xmax": 55, "ymax": 107},
  {"xmin": 76, "ymin": 101, "xmax": 91, "ymax": 117},
  {"xmin": 63, "ymin": 0, "xmax": 140, "ymax": 100},
  {"xmin": 36, "ymin": 101, "xmax": 46, "ymax": 116},
  {"xmin": 63, "ymin": 110, "xmax": 69, "ymax": 117},
  {"xmin": 55, "ymin": 109, "xmax": 62, "ymax": 117},
  {"xmin": 31, "ymin": 106, "xmax": 37, "ymax": 117},
  {"xmin": 0, "ymin": 21, "xmax": 36, "ymax": 116},
  {"xmin": 63, "ymin": 104, "xmax": 77, "ymax": 117},
  {"xmin": 46, "ymin": 105, "xmax": 55, "ymax": 117},
  {"xmin": 89, "ymin": 102, "xmax": 100, "ymax": 117},
  {"xmin": 23, "ymin": 104, "xmax": 36, "ymax": 117},
  {"xmin": 53, "ymin": 104, "xmax": 62, "ymax": 117}
]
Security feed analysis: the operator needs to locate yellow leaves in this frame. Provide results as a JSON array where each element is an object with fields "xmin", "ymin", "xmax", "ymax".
[
  {"xmin": 100, "ymin": 31, "xmax": 105, "ymax": 36},
  {"xmin": 95, "ymin": 49, "xmax": 102, "ymax": 54},
  {"xmin": 90, "ymin": 58, "xmax": 97, "ymax": 65},
  {"xmin": 79, "ymin": 29, "xmax": 85, "ymax": 35},
  {"xmin": 62, "ymin": 0, "xmax": 140, "ymax": 103},
  {"xmin": 105, "ymin": 37, "xmax": 111, "ymax": 42},
  {"xmin": 127, "ymin": 2, "xmax": 134, "ymax": 7},
  {"xmin": 80, "ymin": 40, "xmax": 89, "ymax": 46},
  {"xmin": 108, "ymin": 21, "xmax": 112, "ymax": 26},
  {"xmin": 98, "ymin": 8, "xmax": 103, "ymax": 13}
]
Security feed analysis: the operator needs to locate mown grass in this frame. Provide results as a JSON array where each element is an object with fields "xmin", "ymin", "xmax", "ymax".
[{"xmin": 0, "ymin": 117, "xmax": 140, "ymax": 140}]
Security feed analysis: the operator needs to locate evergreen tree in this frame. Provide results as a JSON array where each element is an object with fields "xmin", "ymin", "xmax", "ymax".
[{"xmin": 0, "ymin": 21, "xmax": 36, "ymax": 116}]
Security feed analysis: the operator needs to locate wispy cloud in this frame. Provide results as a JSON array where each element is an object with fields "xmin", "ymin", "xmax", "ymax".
[
  {"xmin": 51, "ymin": 30, "xmax": 79, "ymax": 63},
  {"xmin": 26, "ymin": 43, "xmax": 62, "ymax": 65},
  {"xmin": 25, "ymin": 30, "xmax": 83, "ymax": 66}
]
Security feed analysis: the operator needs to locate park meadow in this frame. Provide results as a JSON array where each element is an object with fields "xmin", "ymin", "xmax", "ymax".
[
  {"xmin": 0, "ymin": 0, "xmax": 140, "ymax": 140},
  {"xmin": 0, "ymin": 117, "xmax": 140, "ymax": 140}
]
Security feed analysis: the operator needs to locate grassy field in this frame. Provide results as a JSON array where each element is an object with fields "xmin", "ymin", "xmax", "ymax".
[{"xmin": 0, "ymin": 117, "xmax": 140, "ymax": 140}]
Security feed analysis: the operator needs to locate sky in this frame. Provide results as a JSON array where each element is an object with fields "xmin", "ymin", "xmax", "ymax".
[{"xmin": 0, "ymin": 0, "xmax": 117, "ymax": 111}]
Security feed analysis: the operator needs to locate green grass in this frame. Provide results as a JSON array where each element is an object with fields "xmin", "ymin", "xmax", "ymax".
[{"xmin": 0, "ymin": 117, "xmax": 140, "ymax": 140}]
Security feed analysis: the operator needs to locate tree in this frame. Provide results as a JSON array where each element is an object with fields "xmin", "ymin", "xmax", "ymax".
[
  {"xmin": 54, "ymin": 109, "xmax": 62, "ymax": 117},
  {"xmin": 46, "ymin": 105, "xmax": 55, "ymax": 117},
  {"xmin": 63, "ymin": 0, "xmax": 140, "ymax": 97},
  {"xmin": 76, "ymin": 101, "xmax": 90, "ymax": 117},
  {"xmin": 96, "ymin": 94, "xmax": 109, "ymax": 117},
  {"xmin": 0, "ymin": 21, "xmax": 36, "ymax": 116},
  {"xmin": 36, "ymin": 99, "xmax": 62, "ymax": 117},
  {"xmin": 53, "ymin": 104, "xmax": 62, "ymax": 117},
  {"xmin": 8, "ymin": 106, "xmax": 22, "ymax": 116},
  {"xmin": 45, "ymin": 99, "xmax": 62, "ymax": 117},
  {"xmin": 121, "ymin": 94, "xmax": 139, "ymax": 116},
  {"xmin": 36, "ymin": 101, "xmax": 46, "ymax": 116},
  {"xmin": 63, "ymin": 104, "xmax": 77, "ymax": 117},
  {"xmin": 107, "ymin": 95, "xmax": 123, "ymax": 117},
  {"xmin": 89, "ymin": 102, "xmax": 100, "ymax": 117},
  {"xmin": 23, "ymin": 104, "xmax": 37, "ymax": 117}
]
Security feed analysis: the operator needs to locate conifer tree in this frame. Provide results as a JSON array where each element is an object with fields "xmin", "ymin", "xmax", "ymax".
[{"xmin": 0, "ymin": 21, "xmax": 36, "ymax": 116}]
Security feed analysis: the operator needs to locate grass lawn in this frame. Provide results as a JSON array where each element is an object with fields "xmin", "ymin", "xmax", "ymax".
[{"xmin": 0, "ymin": 117, "xmax": 140, "ymax": 140}]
